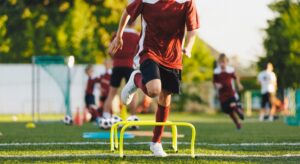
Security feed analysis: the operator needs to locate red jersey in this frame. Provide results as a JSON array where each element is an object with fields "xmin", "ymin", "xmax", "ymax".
[
  {"xmin": 96, "ymin": 71, "xmax": 111, "ymax": 98},
  {"xmin": 85, "ymin": 78, "xmax": 96, "ymax": 95},
  {"xmin": 113, "ymin": 28, "xmax": 140, "ymax": 68},
  {"xmin": 213, "ymin": 66, "xmax": 237, "ymax": 103},
  {"xmin": 126, "ymin": 0, "xmax": 200, "ymax": 70}
]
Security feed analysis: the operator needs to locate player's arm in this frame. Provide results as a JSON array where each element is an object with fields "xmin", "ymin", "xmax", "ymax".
[
  {"xmin": 213, "ymin": 74, "xmax": 222, "ymax": 90},
  {"xmin": 108, "ymin": 11, "xmax": 131, "ymax": 55},
  {"xmin": 235, "ymin": 74, "xmax": 244, "ymax": 91},
  {"xmin": 108, "ymin": 0, "xmax": 142, "ymax": 56},
  {"xmin": 184, "ymin": 0, "xmax": 200, "ymax": 58},
  {"xmin": 183, "ymin": 30, "xmax": 198, "ymax": 58}
]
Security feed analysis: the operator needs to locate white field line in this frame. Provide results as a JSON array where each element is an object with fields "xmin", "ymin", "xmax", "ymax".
[
  {"xmin": 1, "ymin": 142, "xmax": 300, "ymax": 147},
  {"xmin": 0, "ymin": 154, "xmax": 300, "ymax": 158}
]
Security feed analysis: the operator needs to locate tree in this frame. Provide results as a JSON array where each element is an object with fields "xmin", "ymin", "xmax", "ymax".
[
  {"xmin": 0, "ymin": 0, "xmax": 127, "ymax": 63},
  {"xmin": 259, "ymin": 0, "xmax": 300, "ymax": 91},
  {"xmin": 182, "ymin": 36, "xmax": 215, "ymax": 83}
]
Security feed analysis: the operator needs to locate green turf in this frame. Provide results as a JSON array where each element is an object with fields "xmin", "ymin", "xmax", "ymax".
[{"xmin": 0, "ymin": 113, "xmax": 300, "ymax": 163}]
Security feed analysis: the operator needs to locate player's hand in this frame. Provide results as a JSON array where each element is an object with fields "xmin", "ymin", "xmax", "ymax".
[
  {"xmin": 215, "ymin": 83, "xmax": 223, "ymax": 89},
  {"xmin": 182, "ymin": 48, "xmax": 192, "ymax": 58},
  {"xmin": 108, "ymin": 36, "xmax": 123, "ymax": 56},
  {"xmin": 238, "ymin": 83, "xmax": 244, "ymax": 91}
]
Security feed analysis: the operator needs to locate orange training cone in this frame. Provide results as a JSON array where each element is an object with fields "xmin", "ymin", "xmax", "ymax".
[{"xmin": 74, "ymin": 107, "xmax": 83, "ymax": 126}]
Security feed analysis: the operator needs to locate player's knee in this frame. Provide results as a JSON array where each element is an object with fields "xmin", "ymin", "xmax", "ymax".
[
  {"xmin": 147, "ymin": 87, "xmax": 161, "ymax": 97},
  {"xmin": 146, "ymin": 80, "xmax": 161, "ymax": 97}
]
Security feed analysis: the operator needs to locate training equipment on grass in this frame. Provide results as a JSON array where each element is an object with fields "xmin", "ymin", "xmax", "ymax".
[
  {"xmin": 110, "ymin": 121, "xmax": 196, "ymax": 158},
  {"xmin": 128, "ymin": 131, "xmax": 184, "ymax": 138},
  {"xmin": 82, "ymin": 132, "xmax": 134, "ymax": 139},
  {"xmin": 32, "ymin": 56, "xmax": 74, "ymax": 122},
  {"xmin": 99, "ymin": 118, "xmax": 112, "ymax": 129},
  {"xmin": 111, "ymin": 115, "xmax": 123, "ymax": 128},
  {"xmin": 63, "ymin": 115, "xmax": 73, "ymax": 125},
  {"xmin": 126, "ymin": 115, "xmax": 140, "ymax": 130},
  {"xmin": 25, "ymin": 122, "xmax": 36, "ymax": 129}
]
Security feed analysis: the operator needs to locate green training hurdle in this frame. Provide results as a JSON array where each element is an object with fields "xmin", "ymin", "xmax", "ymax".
[{"xmin": 110, "ymin": 121, "xmax": 196, "ymax": 158}]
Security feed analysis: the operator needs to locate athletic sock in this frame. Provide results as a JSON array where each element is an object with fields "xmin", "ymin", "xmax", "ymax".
[
  {"xmin": 229, "ymin": 112, "xmax": 241, "ymax": 129},
  {"xmin": 134, "ymin": 73, "xmax": 148, "ymax": 95},
  {"xmin": 102, "ymin": 112, "xmax": 111, "ymax": 119},
  {"xmin": 152, "ymin": 105, "xmax": 170, "ymax": 143}
]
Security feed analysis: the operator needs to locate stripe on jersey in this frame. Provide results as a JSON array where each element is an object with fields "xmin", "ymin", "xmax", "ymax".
[
  {"xmin": 175, "ymin": 0, "xmax": 191, "ymax": 3},
  {"xmin": 133, "ymin": 17, "xmax": 147, "ymax": 69},
  {"xmin": 142, "ymin": 0, "xmax": 159, "ymax": 4}
]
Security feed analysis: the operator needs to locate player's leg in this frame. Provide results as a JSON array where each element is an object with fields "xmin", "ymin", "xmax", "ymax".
[
  {"xmin": 150, "ymin": 63, "xmax": 180, "ymax": 157},
  {"xmin": 85, "ymin": 94, "xmax": 99, "ymax": 122},
  {"xmin": 222, "ymin": 98, "xmax": 241, "ymax": 129},
  {"xmin": 121, "ymin": 59, "xmax": 161, "ymax": 105},
  {"xmin": 150, "ymin": 90, "xmax": 171, "ymax": 157},
  {"xmin": 233, "ymin": 97, "xmax": 244, "ymax": 120},
  {"xmin": 103, "ymin": 87, "xmax": 118, "ymax": 118},
  {"xmin": 259, "ymin": 93, "xmax": 268, "ymax": 121},
  {"xmin": 103, "ymin": 67, "xmax": 123, "ymax": 118},
  {"xmin": 123, "ymin": 67, "xmax": 139, "ymax": 116}
]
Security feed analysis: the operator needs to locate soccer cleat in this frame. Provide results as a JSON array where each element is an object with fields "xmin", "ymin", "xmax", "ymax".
[
  {"xmin": 150, "ymin": 142, "xmax": 168, "ymax": 157},
  {"xmin": 121, "ymin": 70, "xmax": 140, "ymax": 105},
  {"xmin": 236, "ymin": 123, "xmax": 242, "ymax": 130}
]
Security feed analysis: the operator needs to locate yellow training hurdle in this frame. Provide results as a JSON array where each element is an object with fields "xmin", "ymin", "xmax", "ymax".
[{"xmin": 110, "ymin": 121, "xmax": 196, "ymax": 158}]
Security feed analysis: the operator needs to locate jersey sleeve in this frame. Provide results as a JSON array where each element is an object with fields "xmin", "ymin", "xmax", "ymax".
[
  {"xmin": 185, "ymin": 0, "xmax": 200, "ymax": 31},
  {"xmin": 231, "ymin": 71, "xmax": 237, "ymax": 79},
  {"xmin": 213, "ymin": 74, "xmax": 218, "ymax": 83},
  {"xmin": 126, "ymin": 0, "xmax": 143, "ymax": 23}
]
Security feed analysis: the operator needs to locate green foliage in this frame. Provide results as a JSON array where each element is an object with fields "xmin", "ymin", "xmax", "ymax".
[
  {"xmin": 259, "ymin": 0, "xmax": 300, "ymax": 89},
  {"xmin": 0, "ymin": 0, "xmax": 127, "ymax": 63},
  {"xmin": 183, "ymin": 37, "xmax": 214, "ymax": 83}
]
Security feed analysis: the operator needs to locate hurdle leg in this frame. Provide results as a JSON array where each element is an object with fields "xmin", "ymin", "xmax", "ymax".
[
  {"xmin": 110, "ymin": 124, "xmax": 115, "ymax": 152},
  {"xmin": 119, "ymin": 124, "xmax": 128, "ymax": 158},
  {"xmin": 114, "ymin": 124, "xmax": 119, "ymax": 149},
  {"xmin": 190, "ymin": 125, "xmax": 196, "ymax": 158},
  {"xmin": 171, "ymin": 125, "xmax": 178, "ymax": 152}
]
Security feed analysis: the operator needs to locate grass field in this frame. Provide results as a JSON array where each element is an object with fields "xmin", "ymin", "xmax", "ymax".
[{"xmin": 0, "ymin": 113, "xmax": 300, "ymax": 163}]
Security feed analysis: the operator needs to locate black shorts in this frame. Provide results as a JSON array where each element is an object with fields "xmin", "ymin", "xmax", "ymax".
[
  {"xmin": 221, "ymin": 97, "xmax": 238, "ymax": 114},
  {"xmin": 85, "ymin": 94, "xmax": 95, "ymax": 108},
  {"xmin": 261, "ymin": 92, "xmax": 274, "ymax": 109},
  {"xmin": 140, "ymin": 59, "xmax": 181, "ymax": 94},
  {"xmin": 99, "ymin": 96, "xmax": 107, "ymax": 103},
  {"xmin": 110, "ymin": 67, "xmax": 134, "ymax": 87}
]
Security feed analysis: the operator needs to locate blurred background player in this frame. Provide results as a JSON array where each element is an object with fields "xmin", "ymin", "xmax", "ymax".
[
  {"xmin": 257, "ymin": 62, "xmax": 277, "ymax": 121},
  {"xmin": 136, "ymin": 95, "xmax": 152, "ymax": 114},
  {"xmin": 109, "ymin": 0, "xmax": 200, "ymax": 157},
  {"xmin": 84, "ymin": 65, "xmax": 100, "ymax": 122},
  {"xmin": 95, "ymin": 59, "xmax": 112, "ymax": 117},
  {"xmin": 103, "ymin": 22, "xmax": 140, "ymax": 121},
  {"xmin": 213, "ymin": 54, "xmax": 244, "ymax": 130}
]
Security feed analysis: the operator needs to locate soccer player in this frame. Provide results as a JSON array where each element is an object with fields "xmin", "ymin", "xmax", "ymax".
[
  {"xmin": 257, "ymin": 62, "xmax": 277, "ymax": 121},
  {"xmin": 108, "ymin": 0, "xmax": 200, "ymax": 157},
  {"xmin": 103, "ymin": 23, "xmax": 140, "ymax": 120},
  {"xmin": 84, "ymin": 65, "xmax": 100, "ymax": 121},
  {"xmin": 213, "ymin": 54, "xmax": 244, "ymax": 130}
]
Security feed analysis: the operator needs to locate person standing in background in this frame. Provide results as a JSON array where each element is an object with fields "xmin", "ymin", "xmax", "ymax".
[{"xmin": 257, "ymin": 62, "xmax": 277, "ymax": 121}]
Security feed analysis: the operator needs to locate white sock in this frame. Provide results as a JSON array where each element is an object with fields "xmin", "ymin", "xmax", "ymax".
[{"xmin": 103, "ymin": 112, "xmax": 111, "ymax": 119}]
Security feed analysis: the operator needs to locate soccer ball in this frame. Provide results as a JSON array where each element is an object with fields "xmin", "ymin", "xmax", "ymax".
[
  {"xmin": 63, "ymin": 115, "xmax": 73, "ymax": 125},
  {"xmin": 99, "ymin": 118, "xmax": 112, "ymax": 129},
  {"xmin": 127, "ymin": 115, "xmax": 140, "ymax": 130},
  {"xmin": 111, "ymin": 115, "xmax": 123, "ymax": 124}
]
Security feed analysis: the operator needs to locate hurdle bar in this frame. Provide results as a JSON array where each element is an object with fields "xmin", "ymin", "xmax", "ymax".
[
  {"xmin": 110, "ymin": 121, "xmax": 178, "ymax": 153},
  {"xmin": 110, "ymin": 121, "xmax": 196, "ymax": 158}
]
